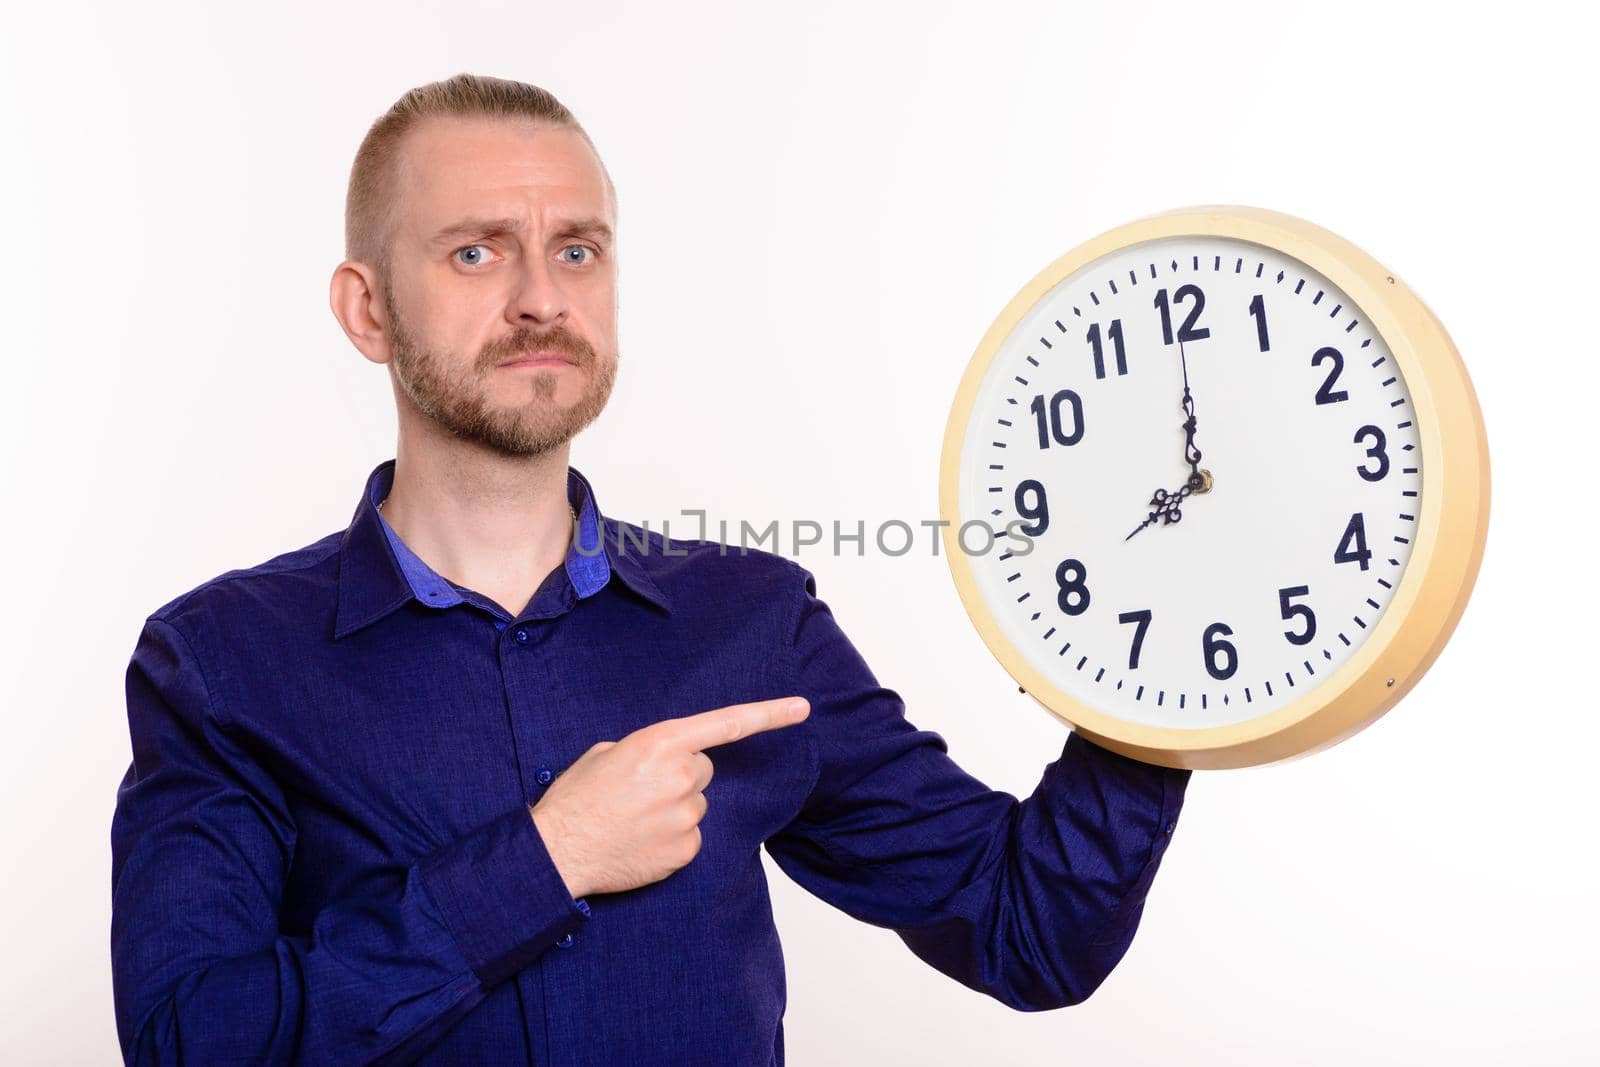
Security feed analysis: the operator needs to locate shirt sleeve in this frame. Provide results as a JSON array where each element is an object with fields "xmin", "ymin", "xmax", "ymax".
[
  {"xmin": 109, "ymin": 617, "xmax": 590, "ymax": 1065},
  {"xmin": 762, "ymin": 561, "xmax": 1192, "ymax": 1011}
]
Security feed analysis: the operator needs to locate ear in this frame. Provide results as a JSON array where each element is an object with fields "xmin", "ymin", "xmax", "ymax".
[{"xmin": 329, "ymin": 260, "xmax": 394, "ymax": 367}]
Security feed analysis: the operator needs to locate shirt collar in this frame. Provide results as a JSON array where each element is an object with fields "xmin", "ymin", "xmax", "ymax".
[{"xmin": 334, "ymin": 458, "xmax": 670, "ymax": 639}]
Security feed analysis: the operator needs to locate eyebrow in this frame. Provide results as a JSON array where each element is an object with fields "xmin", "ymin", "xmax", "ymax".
[{"xmin": 427, "ymin": 215, "xmax": 614, "ymax": 249}]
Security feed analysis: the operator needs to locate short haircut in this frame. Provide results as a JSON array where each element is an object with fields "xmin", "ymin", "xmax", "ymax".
[{"xmin": 343, "ymin": 73, "xmax": 612, "ymax": 281}]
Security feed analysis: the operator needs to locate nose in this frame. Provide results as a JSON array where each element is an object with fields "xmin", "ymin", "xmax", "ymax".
[{"xmin": 507, "ymin": 252, "xmax": 569, "ymax": 326}]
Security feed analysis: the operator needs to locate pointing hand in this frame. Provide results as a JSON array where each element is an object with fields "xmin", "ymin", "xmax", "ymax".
[{"xmin": 530, "ymin": 696, "xmax": 811, "ymax": 898}]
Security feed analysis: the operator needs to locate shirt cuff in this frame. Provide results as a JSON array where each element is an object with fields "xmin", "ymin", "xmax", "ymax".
[
  {"xmin": 1065, "ymin": 728, "xmax": 1192, "ymax": 841},
  {"xmin": 416, "ymin": 803, "xmax": 591, "ymax": 988}
]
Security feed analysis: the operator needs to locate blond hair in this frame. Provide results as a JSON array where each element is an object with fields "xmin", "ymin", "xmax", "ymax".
[{"xmin": 344, "ymin": 73, "xmax": 611, "ymax": 279}]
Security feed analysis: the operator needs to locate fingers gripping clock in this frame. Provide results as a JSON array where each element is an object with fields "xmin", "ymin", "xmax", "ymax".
[{"xmin": 939, "ymin": 206, "xmax": 1490, "ymax": 770}]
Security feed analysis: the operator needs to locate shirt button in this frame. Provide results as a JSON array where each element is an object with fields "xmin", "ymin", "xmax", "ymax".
[
  {"xmin": 575, "ymin": 897, "xmax": 590, "ymax": 918},
  {"xmin": 514, "ymin": 628, "xmax": 529, "ymax": 644},
  {"xmin": 493, "ymin": 620, "xmax": 507, "ymax": 632},
  {"xmin": 536, "ymin": 768, "xmax": 554, "ymax": 785},
  {"xmin": 1166, "ymin": 821, "xmax": 1176, "ymax": 835},
  {"xmin": 555, "ymin": 932, "xmax": 574, "ymax": 949}
]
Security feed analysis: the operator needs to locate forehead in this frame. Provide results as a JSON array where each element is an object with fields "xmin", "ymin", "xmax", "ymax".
[{"xmin": 393, "ymin": 117, "xmax": 613, "ymax": 239}]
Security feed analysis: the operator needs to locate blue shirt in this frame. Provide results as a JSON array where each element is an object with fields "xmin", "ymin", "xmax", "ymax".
[{"xmin": 110, "ymin": 457, "xmax": 1191, "ymax": 1065}]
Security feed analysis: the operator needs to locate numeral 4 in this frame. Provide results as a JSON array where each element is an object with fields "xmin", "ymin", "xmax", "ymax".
[{"xmin": 1334, "ymin": 513, "xmax": 1372, "ymax": 571}]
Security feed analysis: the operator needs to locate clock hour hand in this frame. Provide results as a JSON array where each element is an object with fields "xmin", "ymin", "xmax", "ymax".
[{"xmin": 1125, "ymin": 483, "xmax": 1191, "ymax": 540}]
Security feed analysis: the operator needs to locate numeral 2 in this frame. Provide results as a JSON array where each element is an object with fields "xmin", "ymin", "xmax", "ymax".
[{"xmin": 1313, "ymin": 346, "xmax": 1349, "ymax": 405}]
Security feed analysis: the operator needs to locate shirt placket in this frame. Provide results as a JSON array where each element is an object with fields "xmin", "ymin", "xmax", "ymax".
[{"xmin": 496, "ymin": 588, "xmax": 584, "ymax": 1067}]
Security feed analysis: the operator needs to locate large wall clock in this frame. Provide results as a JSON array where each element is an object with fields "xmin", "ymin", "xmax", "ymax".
[{"xmin": 939, "ymin": 206, "xmax": 1490, "ymax": 770}]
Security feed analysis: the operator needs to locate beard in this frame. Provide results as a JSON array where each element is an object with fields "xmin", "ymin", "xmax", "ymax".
[{"xmin": 382, "ymin": 282, "xmax": 617, "ymax": 457}]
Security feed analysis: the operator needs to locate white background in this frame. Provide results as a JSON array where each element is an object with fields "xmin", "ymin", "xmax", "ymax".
[{"xmin": 2, "ymin": 1, "xmax": 1595, "ymax": 1063}]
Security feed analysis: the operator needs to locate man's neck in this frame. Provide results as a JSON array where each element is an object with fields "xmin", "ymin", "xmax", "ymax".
[{"xmin": 380, "ymin": 437, "xmax": 576, "ymax": 617}]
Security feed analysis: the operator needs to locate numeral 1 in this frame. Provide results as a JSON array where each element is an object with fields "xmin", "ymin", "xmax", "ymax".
[{"xmin": 1248, "ymin": 294, "xmax": 1270, "ymax": 351}]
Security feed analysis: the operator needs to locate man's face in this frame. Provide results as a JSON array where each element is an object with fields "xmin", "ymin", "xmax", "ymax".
[{"xmin": 379, "ymin": 117, "xmax": 618, "ymax": 457}]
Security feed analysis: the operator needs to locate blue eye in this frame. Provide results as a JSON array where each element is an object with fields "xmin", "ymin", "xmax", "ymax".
[
  {"xmin": 456, "ymin": 244, "xmax": 490, "ymax": 267},
  {"xmin": 562, "ymin": 245, "xmax": 594, "ymax": 265}
]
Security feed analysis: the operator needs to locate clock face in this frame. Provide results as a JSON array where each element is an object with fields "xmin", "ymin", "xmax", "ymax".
[{"xmin": 955, "ymin": 235, "xmax": 1423, "ymax": 729}]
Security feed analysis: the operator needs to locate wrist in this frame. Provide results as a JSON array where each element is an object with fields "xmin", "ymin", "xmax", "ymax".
[{"xmin": 529, "ymin": 803, "xmax": 588, "ymax": 900}]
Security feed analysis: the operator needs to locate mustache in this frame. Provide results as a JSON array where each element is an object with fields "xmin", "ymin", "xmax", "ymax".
[{"xmin": 485, "ymin": 327, "xmax": 595, "ymax": 367}]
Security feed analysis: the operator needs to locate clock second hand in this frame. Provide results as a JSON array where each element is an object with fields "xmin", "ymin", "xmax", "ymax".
[{"xmin": 1126, "ymin": 340, "xmax": 1213, "ymax": 541}]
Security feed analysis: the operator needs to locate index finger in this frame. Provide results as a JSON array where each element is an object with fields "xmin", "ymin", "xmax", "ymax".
[{"xmin": 648, "ymin": 697, "xmax": 811, "ymax": 752}]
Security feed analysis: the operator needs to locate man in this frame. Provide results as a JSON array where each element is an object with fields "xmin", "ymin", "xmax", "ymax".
[{"xmin": 110, "ymin": 73, "xmax": 1192, "ymax": 1065}]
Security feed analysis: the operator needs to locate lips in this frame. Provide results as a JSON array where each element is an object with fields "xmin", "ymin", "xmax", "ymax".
[{"xmin": 499, "ymin": 350, "xmax": 577, "ymax": 368}]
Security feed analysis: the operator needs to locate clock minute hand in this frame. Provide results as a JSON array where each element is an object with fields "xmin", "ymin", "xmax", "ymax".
[
  {"xmin": 1178, "ymin": 339, "xmax": 1208, "ymax": 493},
  {"xmin": 1126, "ymin": 341, "xmax": 1213, "ymax": 541}
]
